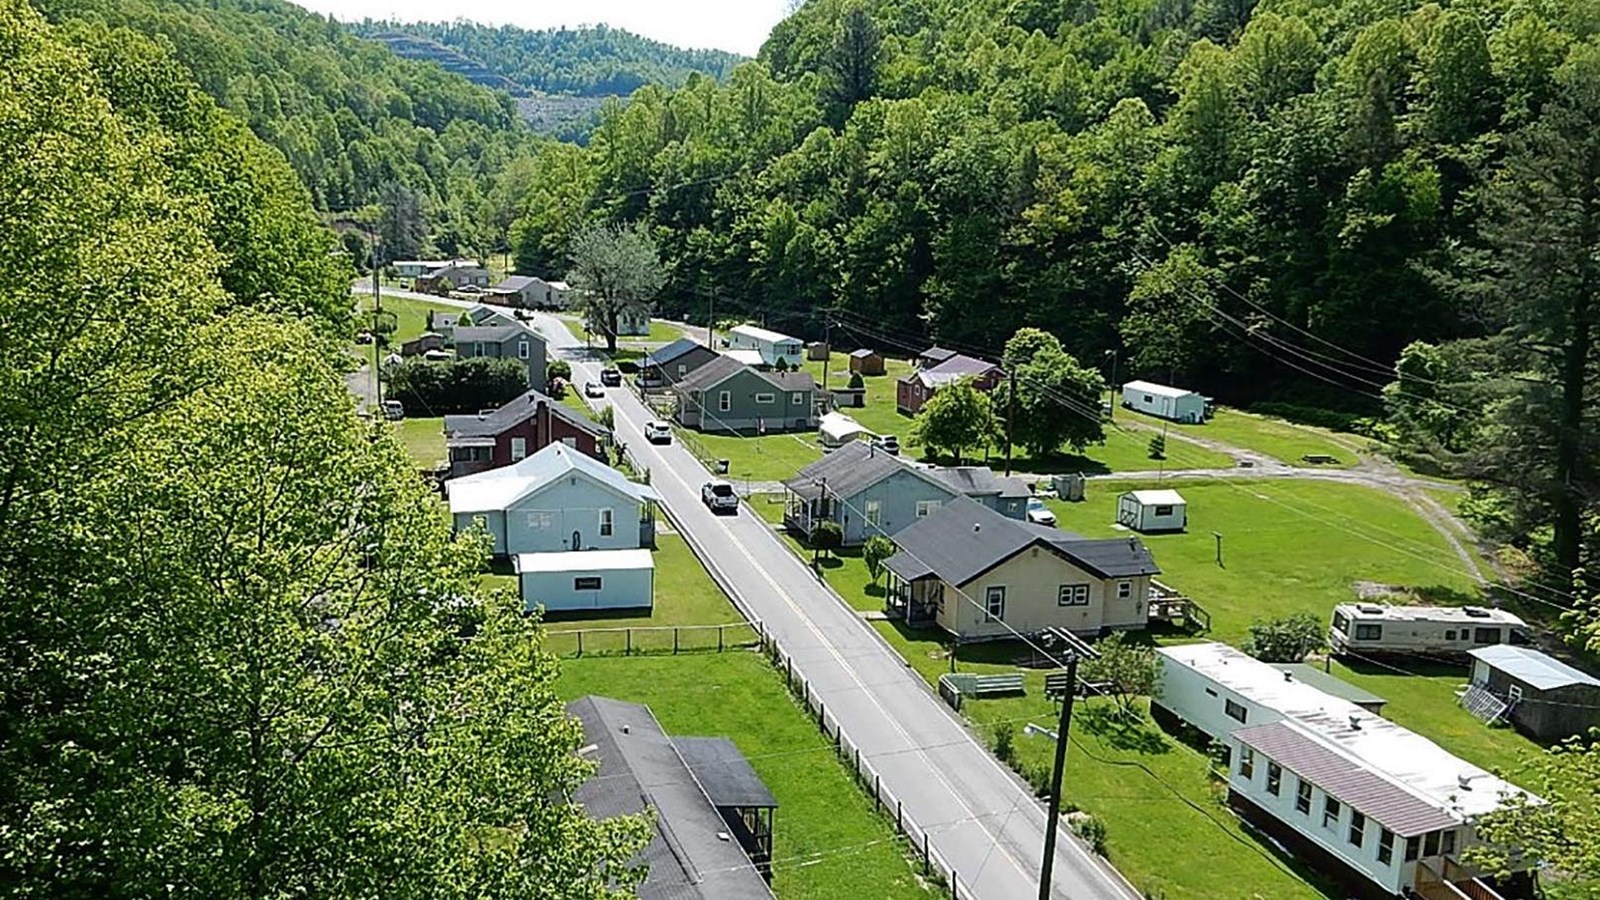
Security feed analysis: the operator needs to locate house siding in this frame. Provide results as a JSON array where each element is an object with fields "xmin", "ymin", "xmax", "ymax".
[
  {"xmin": 1471, "ymin": 664, "xmax": 1600, "ymax": 740},
  {"xmin": 642, "ymin": 345, "xmax": 720, "ymax": 387},
  {"xmin": 454, "ymin": 478, "xmax": 646, "ymax": 557},
  {"xmin": 839, "ymin": 469, "xmax": 959, "ymax": 545},
  {"xmin": 520, "ymin": 562, "xmax": 653, "ymax": 613},
  {"xmin": 449, "ymin": 403, "xmax": 603, "ymax": 479},
  {"xmin": 896, "ymin": 368, "xmax": 1002, "ymax": 415},
  {"xmin": 455, "ymin": 333, "xmax": 547, "ymax": 390},
  {"xmin": 936, "ymin": 547, "xmax": 1151, "ymax": 639},
  {"xmin": 675, "ymin": 370, "xmax": 815, "ymax": 435}
]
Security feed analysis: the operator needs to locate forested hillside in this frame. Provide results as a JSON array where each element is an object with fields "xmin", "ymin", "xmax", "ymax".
[
  {"xmin": 354, "ymin": 21, "xmax": 744, "ymax": 97},
  {"xmin": 509, "ymin": 0, "xmax": 1600, "ymax": 579},
  {"xmin": 0, "ymin": 0, "xmax": 641, "ymax": 893},
  {"xmin": 33, "ymin": 0, "xmax": 536, "ymax": 258}
]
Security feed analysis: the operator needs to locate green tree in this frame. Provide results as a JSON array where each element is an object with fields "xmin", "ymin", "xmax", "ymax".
[
  {"xmin": 566, "ymin": 222, "xmax": 666, "ymax": 353},
  {"xmin": 911, "ymin": 378, "xmax": 999, "ymax": 464},
  {"xmin": 826, "ymin": 4, "xmax": 880, "ymax": 121},
  {"xmin": 863, "ymin": 534, "xmax": 895, "ymax": 585},
  {"xmin": 1080, "ymin": 633, "xmax": 1159, "ymax": 716},
  {"xmin": 999, "ymin": 328, "xmax": 1107, "ymax": 458},
  {"xmin": 812, "ymin": 519, "xmax": 843, "ymax": 561},
  {"xmin": 1241, "ymin": 613, "xmax": 1325, "ymax": 663},
  {"xmin": 379, "ymin": 181, "xmax": 427, "ymax": 264}
]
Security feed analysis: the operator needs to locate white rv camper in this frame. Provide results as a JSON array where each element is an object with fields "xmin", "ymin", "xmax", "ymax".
[{"xmin": 1329, "ymin": 603, "xmax": 1530, "ymax": 657}]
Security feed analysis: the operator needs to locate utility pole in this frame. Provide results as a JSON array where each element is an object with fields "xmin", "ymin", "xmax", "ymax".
[
  {"xmin": 821, "ymin": 315, "xmax": 832, "ymax": 395},
  {"xmin": 1038, "ymin": 652, "xmax": 1079, "ymax": 900},
  {"xmin": 371, "ymin": 229, "xmax": 383, "ymax": 406},
  {"xmin": 707, "ymin": 286, "xmax": 716, "ymax": 348},
  {"xmin": 1004, "ymin": 366, "xmax": 1018, "ymax": 477},
  {"xmin": 1104, "ymin": 348, "xmax": 1119, "ymax": 421}
]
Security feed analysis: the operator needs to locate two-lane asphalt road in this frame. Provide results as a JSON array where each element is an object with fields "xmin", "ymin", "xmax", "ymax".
[{"xmin": 533, "ymin": 313, "xmax": 1140, "ymax": 900}]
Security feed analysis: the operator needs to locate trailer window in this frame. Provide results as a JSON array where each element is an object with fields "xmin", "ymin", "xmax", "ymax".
[
  {"xmin": 1445, "ymin": 629, "xmax": 1456, "ymax": 641},
  {"xmin": 1354, "ymin": 623, "xmax": 1382, "ymax": 641},
  {"xmin": 1510, "ymin": 629, "xmax": 1531, "ymax": 646},
  {"xmin": 1332, "ymin": 611, "xmax": 1350, "ymax": 634},
  {"xmin": 1473, "ymin": 627, "xmax": 1500, "ymax": 644},
  {"xmin": 1225, "ymin": 699, "xmax": 1248, "ymax": 723}
]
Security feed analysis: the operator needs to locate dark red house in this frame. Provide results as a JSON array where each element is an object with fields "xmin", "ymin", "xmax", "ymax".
[
  {"xmin": 443, "ymin": 391, "xmax": 607, "ymax": 478},
  {"xmin": 895, "ymin": 353, "xmax": 1003, "ymax": 416}
]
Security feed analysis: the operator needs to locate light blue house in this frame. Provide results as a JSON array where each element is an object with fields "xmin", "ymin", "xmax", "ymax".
[
  {"xmin": 445, "ymin": 443, "xmax": 658, "ymax": 557},
  {"xmin": 781, "ymin": 441, "xmax": 1030, "ymax": 547},
  {"xmin": 514, "ymin": 548, "xmax": 655, "ymax": 613}
]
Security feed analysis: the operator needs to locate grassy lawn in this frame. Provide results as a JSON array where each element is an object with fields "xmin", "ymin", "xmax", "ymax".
[
  {"xmin": 563, "ymin": 315, "xmax": 684, "ymax": 345},
  {"xmin": 356, "ymin": 292, "xmax": 461, "ymax": 344},
  {"xmin": 544, "ymin": 534, "xmax": 740, "ymax": 632},
  {"xmin": 1045, "ymin": 478, "xmax": 1478, "ymax": 645},
  {"xmin": 393, "ymin": 416, "xmax": 445, "ymax": 467},
  {"xmin": 684, "ymin": 430, "xmax": 826, "ymax": 484},
  {"xmin": 1125, "ymin": 407, "xmax": 1358, "ymax": 468},
  {"xmin": 557, "ymin": 652, "xmax": 941, "ymax": 900}
]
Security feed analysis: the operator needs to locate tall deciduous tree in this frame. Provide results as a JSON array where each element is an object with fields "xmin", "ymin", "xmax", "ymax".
[
  {"xmin": 998, "ymin": 328, "xmax": 1107, "ymax": 458},
  {"xmin": 912, "ymin": 378, "xmax": 999, "ymax": 464},
  {"xmin": 1080, "ymin": 634, "xmax": 1159, "ymax": 716},
  {"xmin": 566, "ymin": 221, "xmax": 667, "ymax": 353},
  {"xmin": 379, "ymin": 180, "xmax": 428, "ymax": 264}
]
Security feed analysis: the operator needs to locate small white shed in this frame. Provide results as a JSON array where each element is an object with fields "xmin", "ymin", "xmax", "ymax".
[
  {"xmin": 818, "ymin": 411, "xmax": 866, "ymax": 448},
  {"xmin": 513, "ymin": 549, "xmax": 655, "ymax": 613},
  {"xmin": 1121, "ymin": 380, "xmax": 1207, "ymax": 423},
  {"xmin": 1117, "ymin": 489, "xmax": 1187, "ymax": 533}
]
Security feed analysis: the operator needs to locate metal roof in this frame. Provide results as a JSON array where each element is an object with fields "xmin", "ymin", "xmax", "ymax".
[
  {"xmin": 724, "ymin": 349, "xmax": 767, "ymax": 367},
  {"xmin": 1332, "ymin": 603, "xmax": 1527, "ymax": 627},
  {"xmin": 1124, "ymin": 489, "xmax": 1186, "ymax": 506},
  {"xmin": 567, "ymin": 697, "xmax": 776, "ymax": 900},
  {"xmin": 671, "ymin": 737, "xmax": 778, "ymax": 809},
  {"xmin": 911, "ymin": 354, "xmax": 999, "ymax": 388},
  {"xmin": 1468, "ymin": 645, "xmax": 1600, "ymax": 691},
  {"xmin": 444, "ymin": 390, "xmax": 604, "ymax": 441},
  {"xmin": 1233, "ymin": 721, "xmax": 1460, "ymax": 838},
  {"xmin": 849, "ymin": 348, "xmax": 880, "ymax": 358},
  {"xmin": 1270, "ymin": 664, "xmax": 1387, "ymax": 708},
  {"xmin": 884, "ymin": 497, "xmax": 1159, "ymax": 586},
  {"xmin": 512, "ymin": 549, "xmax": 654, "ymax": 574},
  {"xmin": 730, "ymin": 324, "xmax": 800, "ymax": 345},
  {"xmin": 1122, "ymin": 379, "xmax": 1200, "ymax": 399},
  {"xmin": 444, "ymin": 443, "xmax": 658, "ymax": 514},
  {"xmin": 643, "ymin": 338, "xmax": 710, "ymax": 368},
  {"xmin": 921, "ymin": 346, "xmax": 958, "ymax": 363}
]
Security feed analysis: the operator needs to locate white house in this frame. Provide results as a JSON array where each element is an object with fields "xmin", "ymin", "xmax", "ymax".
[
  {"xmin": 1117, "ymin": 489, "xmax": 1186, "ymax": 533},
  {"xmin": 728, "ymin": 324, "xmax": 804, "ymax": 369},
  {"xmin": 489, "ymin": 275, "xmax": 573, "ymax": 309},
  {"xmin": 1121, "ymin": 380, "xmax": 1208, "ymax": 423},
  {"xmin": 444, "ymin": 443, "xmax": 658, "ymax": 557},
  {"xmin": 394, "ymin": 258, "xmax": 476, "ymax": 280},
  {"xmin": 1156, "ymin": 643, "xmax": 1535, "ymax": 900},
  {"xmin": 514, "ymin": 548, "xmax": 655, "ymax": 613}
]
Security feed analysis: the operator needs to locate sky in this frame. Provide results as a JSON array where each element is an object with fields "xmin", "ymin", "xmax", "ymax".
[{"xmin": 293, "ymin": 0, "xmax": 792, "ymax": 56}]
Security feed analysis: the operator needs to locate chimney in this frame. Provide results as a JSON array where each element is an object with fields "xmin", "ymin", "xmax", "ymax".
[{"xmin": 973, "ymin": 523, "xmax": 982, "ymax": 533}]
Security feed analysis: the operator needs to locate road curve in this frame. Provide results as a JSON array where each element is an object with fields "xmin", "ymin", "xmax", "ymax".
[{"xmin": 531, "ymin": 312, "xmax": 1141, "ymax": 900}]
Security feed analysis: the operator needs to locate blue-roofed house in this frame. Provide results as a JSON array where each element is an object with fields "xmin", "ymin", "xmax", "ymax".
[
  {"xmin": 882, "ymin": 497, "xmax": 1160, "ymax": 641},
  {"xmin": 639, "ymin": 338, "xmax": 719, "ymax": 388},
  {"xmin": 1467, "ymin": 645, "xmax": 1600, "ymax": 740}
]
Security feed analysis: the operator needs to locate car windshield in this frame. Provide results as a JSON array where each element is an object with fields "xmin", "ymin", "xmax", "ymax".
[{"xmin": 1028, "ymin": 498, "xmax": 1045, "ymax": 509}]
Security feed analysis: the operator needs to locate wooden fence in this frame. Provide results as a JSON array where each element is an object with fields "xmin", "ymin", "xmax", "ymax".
[{"xmin": 545, "ymin": 621, "xmax": 759, "ymax": 658}]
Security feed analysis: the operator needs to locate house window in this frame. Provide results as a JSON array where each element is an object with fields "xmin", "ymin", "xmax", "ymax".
[
  {"xmin": 1294, "ymin": 779, "xmax": 1312, "ymax": 815},
  {"xmin": 755, "ymin": 392, "xmax": 775, "ymax": 404},
  {"xmin": 1057, "ymin": 584, "xmax": 1090, "ymax": 607},
  {"xmin": 1349, "ymin": 811, "xmax": 1365, "ymax": 847},
  {"xmin": 792, "ymin": 392, "xmax": 804, "ymax": 405},
  {"xmin": 1473, "ymin": 627, "xmax": 1501, "ymax": 644},
  {"xmin": 1154, "ymin": 504, "xmax": 1174, "ymax": 516},
  {"xmin": 526, "ymin": 512, "xmax": 554, "ymax": 529},
  {"xmin": 1404, "ymin": 836, "xmax": 1420, "ymax": 862},
  {"xmin": 916, "ymin": 500, "xmax": 941, "ymax": 518},
  {"xmin": 574, "ymin": 576, "xmax": 602, "ymax": 591},
  {"xmin": 1440, "ymin": 829, "xmax": 1456, "ymax": 856},
  {"xmin": 511, "ymin": 437, "xmax": 527, "ymax": 460},
  {"xmin": 1265, "ymin": 761, "xmax": 1281, "ymax": 795},
  {"xmin": 1423, "ymin": 832, "xmax": 1440, "ymax": 857},
  {"xmin": 865, "ymin": 500, "xmax": 882, "ymax": 526},
  {"xmin": 984, "ymin": 586, "xmax": 1006, "ymax": 622},
  {"xmin": 1445, "ymin": 629, "xmax": 1456, "ymax": 641},
  {"xmin": 473, "ymin": 342, "xmax": 484, "ymax": 356},
  {"xmin": 1117, "ymin": 580, "xmax": 1132, "ymax": 599},
  {"xmin": 1225, "ymin": 699, "xmax": 1248, "ymax": 723},
  {"xmin": 677, "ymin": 363, "xmax": 687, "ymax": 377},
  {"xmin": 517, "ymin": 341, "xmax": 530, "ymax": 359},
  {"xmin": 1322, "ymin": 796, "xmax": 1341, "ymax": 830},
  {"xmin": 1355, "ymin": 623, "xmax": 1383, "ymax": 641},
  {"xmin": 718, "ymin": 391, "xmax": 731, "ymax": 412},
  {"xmin": 1238, "ymin": 747, "xmax": 1254, "ymax": 780},
  {"xmin": 1377, "ymin": 828, "xmax": 1395, "ymax": 865},
  {"xmin": 599, "ymin": 509, "xmax": 614, "ymax": 537},
  {"xmin": 561, "ymin": 437, "xmax": 576, "ymax": 448}
]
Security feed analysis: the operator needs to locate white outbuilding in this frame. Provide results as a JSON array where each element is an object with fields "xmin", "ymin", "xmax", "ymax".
[
  {"xmin": 1121, "ymin": 380, "xmax": 1208, "ymax": 423},
  {"xmin": 1117, "ymin": 489, "xmax": 1187, "ymax": 533},
  {"xmin": 817, "ymin": 411, "xmax": 866, "ymax": 449},
  {"xmin": 513, "ymin": 548, "xmax": 655, "ymax": 613}
]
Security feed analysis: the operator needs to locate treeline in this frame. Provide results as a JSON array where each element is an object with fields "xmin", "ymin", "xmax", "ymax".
[
  {"xmin": 355, "ymin": 21, "xmax": 745, "ymax": 97},
  {"xmin": 507, "ymin": 0, "xmax": 1600, "ymax": 578},
  {"xmin": 33, "ymin": 0, "xmax": 537, "ymax": 258},
  {"xmin": 0, "ymin": 0, "xmax": 643, "ymax": 893}
]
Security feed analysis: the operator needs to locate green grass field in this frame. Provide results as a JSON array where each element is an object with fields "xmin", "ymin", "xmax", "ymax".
[
  {"xmin": 564, "ymin": 315, "xmax": 684, "ymax": 345},
  {"xmin": 685, "ymin": 430, "xmax": 825, "ymax": 484},
  {"xmin": 393, "ymin": 416, "xmax": 445, "ymax": 467},
  {"xmin": 1045, "ymin": 478, "xmax": 1478, "ymax": 644},
  {"xmin": 544, "ymin": 534, "xmax": 741, "ymax": 633},
  {"xmin": 557, "ymin": 653, "xmax": 941, "ymax": 900},
  {"xmin": 1125, "ymin": 407, "xmax": 1358, "ymax": 468},
  {"xmin": 356, "ymin": 292, "xmax": 461, "ymax": 345}
]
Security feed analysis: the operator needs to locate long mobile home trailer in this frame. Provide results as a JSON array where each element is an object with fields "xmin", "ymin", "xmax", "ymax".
[{"xmin": 1329, "ymin": 603, "xmax": 1529, "ymax": 657}]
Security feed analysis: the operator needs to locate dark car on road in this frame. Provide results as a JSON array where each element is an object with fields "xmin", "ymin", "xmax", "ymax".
[{"xmin": 600, "ymin": 367, "xmax": 622, "ymax": 387}]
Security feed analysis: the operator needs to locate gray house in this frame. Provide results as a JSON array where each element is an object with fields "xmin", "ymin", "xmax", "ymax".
[
  {"xmin": 673, "ymin": 355, "xmax": 817, "ymax": 435},
  {"xmin": 1466, "ymin": 645, "xmax": 1600, "ymax": 740},
  {"xmin": 782, "ymin": 441, "xmax": 1030, "ymax": 546},
  {"xmin": 452, "ymin": 323, "xmax": 547, "ymax": 390},
  {"xmin": 640, "ymin": 338, "xmax": 720, "ymax": 388},
  {"xmin": 488, "ymin": 275, "xmax": 572, "ymax": 309}
]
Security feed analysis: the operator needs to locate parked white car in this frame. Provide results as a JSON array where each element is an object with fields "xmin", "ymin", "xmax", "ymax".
[
  {"xmin": 644, "ymin": 421, "xmax": 672, "ymax": 444},
  {"xmin": 1026, "ymin": 496, "xmax": 1057, "ymax": 526}
]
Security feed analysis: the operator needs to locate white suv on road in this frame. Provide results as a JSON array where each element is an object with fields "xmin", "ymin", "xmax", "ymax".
[{"xmin": 644, "ymin": 421, "xmax": 672, "ymax": 444}]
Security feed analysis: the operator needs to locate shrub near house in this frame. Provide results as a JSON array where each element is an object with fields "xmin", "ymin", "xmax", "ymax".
[{"xmin": 386, "ymin": 356, "xmax": 529, "ymax": 414}]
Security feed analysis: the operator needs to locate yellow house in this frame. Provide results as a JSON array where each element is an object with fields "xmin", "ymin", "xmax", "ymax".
[{"xmin": 883, "ymin": 497, "xmax": 1160, "ymax": 641}]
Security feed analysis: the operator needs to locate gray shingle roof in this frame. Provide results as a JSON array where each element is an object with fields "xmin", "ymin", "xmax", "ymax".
[
  {"xmin": 782, "ymin": 442, "xmax": 952, "ymax": 502},
  {"xmin": 671, "ymin": 737, "xmax": 778, "ymax": 809},
  {"xmin": 922, "ymin": 346, "xmax": 958, "ymax": 364},
  {"xmin": 928, "ymin": 466, "xmax": 1031, "ymax": 499},
  {"xmin": 452, "ymin": 324, "xmax": 537, "ymax": 345},
  {"xmin": 1468, "ymin": 645, "xmax": 1600, "ymax": 691},
  {"xmin": 443, "ymin": 390, "xmax": 603, "ymax": 440},
  {"xmin": 567, "ymin": 697, "xmax": 776, "ymax": 900},
  {"xmin": 912, "ymin": 354, "xmax": 999, "ymax": 388},
  {"xmin": 674, "ymin": 355, "xmax": 747, "ymax": 392},
  {"xmin": 1233, "ymin": 720, "xmax": 1459, "ymax": 838},
  {"xmin": 767, "ymin": 371, "xmax": 817, "ymax": 392},
  {"xmin": 644, "ymin": 338, "xmax": 708, "ymax": 368},
  {"xmin": 495, "ymin": 275, "xmax": 535, "ymax": 291},
  {"xmin": 884, "ymin": 497, "xmax": 1159, "ymax": 586}
]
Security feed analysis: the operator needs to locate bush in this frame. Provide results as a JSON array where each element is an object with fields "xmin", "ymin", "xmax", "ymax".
[
  {"xmin": 385, "ymin": 356, "xmax": 528, "ymax": 414},
  {"xmin": 811, "ymin": 520, "xmax": 843, "ymax": 558},
  {"xmin": 1241, "ymin": 612, "xmax": 1325, "ymax": 663},
  {"xmin": 547, "ymin": 359, "xmax": 572, "ymax": 383},
  {"xmin": 848, "ymin": 371, "xmax": 865, "ymax": 389},
  {"xmin": 992, "ymin": 722, "xmax": 1016, "ymax": 766},
  {"xmin": 1248, "ymin": 401, "xmax": 1369, "ymax": 434},
  {"xmin": 1026, "ymin": 761, "xmax": 1053, "ymax": 798},
  {"xmin": 1072, "ymin": 813, "xmax": 1108, "ymax": 856},
  {"xmin": 1147, "ymin": 435, "xmax": 1166, "ymax": 460},
  {"xmin": 773, "ymin": 358, "xmax": 791, "ymax": 372}
]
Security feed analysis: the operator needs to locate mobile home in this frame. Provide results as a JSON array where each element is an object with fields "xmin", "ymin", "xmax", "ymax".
[
  {"xmin": 728, "ymin": 325, "xmax": 804, "ymax": 369},
  {"xmin": 1121, "ymin": 380, "xmax": 1208, "ymax": 423},
  {"xmin": 1329, "ymin": 603, "xmax": 1529, "ymax": 657}
]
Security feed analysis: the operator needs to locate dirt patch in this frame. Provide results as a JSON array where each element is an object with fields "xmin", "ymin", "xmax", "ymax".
[{"xmin": 1353, "ymin": 581, "xmax": 1412, "ymax": 602}]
